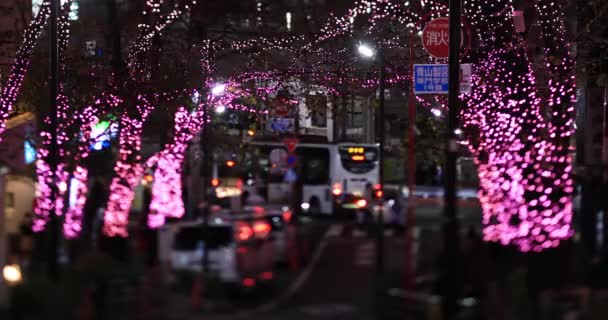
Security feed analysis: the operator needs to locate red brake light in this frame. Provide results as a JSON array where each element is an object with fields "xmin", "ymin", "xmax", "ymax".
[
  {"xmin": 242, "ymin": 278, "xmax": 256, "ymax": 287},
  {"xmin": 261, "ymin": 272, "xmax": 273, "ymax": 280},
  {"xmin": 282, "ymin": 210, "xmax": 293, "ymax": 223},
  {"xmin": 237, "ymin": 222, "xmax": 253, "ymax": 241},
  {"xmin": 356, "ymin": 199, "xmax": 368, "ymax": 208},
  {"xmin": 253, "ymin": 221, "xmax": 271, "ymax": 238}
]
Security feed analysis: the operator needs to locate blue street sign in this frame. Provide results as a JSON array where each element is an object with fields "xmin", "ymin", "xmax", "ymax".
[
  {"xmin": 283, "ymin": 168, "xmax": 297, "ymax": 183},
  {"xmin": 269, "ymin": 118, "xmax": 294, "ymax": 133},
  {"xmin": 413, "ymin": 64, "xmax": 448, "ymax": 94}
]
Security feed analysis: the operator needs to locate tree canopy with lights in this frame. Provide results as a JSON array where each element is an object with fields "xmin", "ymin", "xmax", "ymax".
[{"xmin": 0, "ymin": 0, "xmax": 575, "ymax": 252}]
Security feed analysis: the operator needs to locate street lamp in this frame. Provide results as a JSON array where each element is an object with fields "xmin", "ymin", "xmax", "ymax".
[
  {"xmin": 211, "ymin": 83, "xmax": 226, "ymax": 96},
  {"xmin": 201, "ymin": 82, "xmax": 226, "ymax": 275},
  {"xmin": 357, "ymin": 43, "xmax": 375, "ymax": 58},
  {"xmin": 358, "ymin": 42, "xmax": 385, "ymax": 274},
  {"xmin": 215, "ymin": 105, "xmax": 226, "ymax": 114}
]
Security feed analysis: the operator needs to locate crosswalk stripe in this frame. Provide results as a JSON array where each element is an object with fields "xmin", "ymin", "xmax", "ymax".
[{"xmin": 327, "ymin": 224, "xmax": 343, "ymax": 237}]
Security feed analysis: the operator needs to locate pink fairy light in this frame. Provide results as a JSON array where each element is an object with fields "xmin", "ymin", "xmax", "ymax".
[
  {"xmin": 62, "ymin": 94, "xmax": 122, "ymax": 238},
  {"xmin": 147, "ymin": 107, "xmax": 204, "ymax": 228},
  {"xmin": 458, "ymin": 0, "xmax": 575, "ymax": 251},
  {"xmin": 0, "ymin": 1, "xmax": 51, "ymax": 139},
  {"xmin": 103, "ymin": 95, "xmax": 155, "ymax": 237}
]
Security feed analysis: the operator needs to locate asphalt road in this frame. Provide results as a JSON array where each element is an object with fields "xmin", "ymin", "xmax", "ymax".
[{"xmin": 200, "ymin": 202, "xmax": 482, "ymax": 320}]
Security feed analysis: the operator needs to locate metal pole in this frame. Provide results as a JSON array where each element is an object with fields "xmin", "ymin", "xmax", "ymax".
[
  {"xmin": 376, "ymin": 52, "xmax": 385, "ymax": 275},
  {"xmin": 48, "ymin": 0, "xmax": 60, "ymax": 281},
  {"xmin": 443, "ymin": 0, "xmax": 462, "ymax": 317},
  {"xmin": 201, "ymin": 104, "xmax": 210, "ymax": 274},
  {"xmin": 405, "ymin": 32, "xmax": 417, "ymax": 290}
]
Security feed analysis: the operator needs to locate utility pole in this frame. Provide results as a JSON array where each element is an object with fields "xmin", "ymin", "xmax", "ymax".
[
  {"xmin": 376, "ymin": 51, "xmax": 385, "ymax": 275},
  {"xmin": 404, "ymin": 32, "xmax": 417, "ymax": 290},
  {"xmin": 443, "ymin": 0, "xmax": 462, "ymax": 317},
  {"xmin": 201, "ymin": 104, "xmax": 210, "ymax": 274},
  {"xmin": 48, "ymin": 0, "xmax": 60, "ymax": 281}
]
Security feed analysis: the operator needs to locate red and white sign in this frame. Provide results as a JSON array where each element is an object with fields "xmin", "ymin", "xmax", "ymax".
[
  {"xmin": 422, "ymin": 17, "xmax": 450, "ymax": 59},
  {"xmin": 283, "ymin": 137, "xmax": 298, "ymax": 153}
]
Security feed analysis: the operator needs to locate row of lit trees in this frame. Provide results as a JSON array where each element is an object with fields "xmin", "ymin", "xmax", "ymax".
[{"xmin": 0, "ymin": 0, "xmax": 577, "ymax": 253}]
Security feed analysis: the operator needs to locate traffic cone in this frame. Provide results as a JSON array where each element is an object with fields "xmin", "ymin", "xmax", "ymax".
[
  {"xmin": 79, "ymin": 286, "xmax": 94, "ymax": 320},
  {"xmin": 191, "ymin": 276, "xmax": 203, "ymax": 309}
]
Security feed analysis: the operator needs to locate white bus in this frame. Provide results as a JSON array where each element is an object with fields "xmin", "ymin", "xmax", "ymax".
[{"xmin": 245, "ymin": 141, "xmax": 380, "ymax": 215}]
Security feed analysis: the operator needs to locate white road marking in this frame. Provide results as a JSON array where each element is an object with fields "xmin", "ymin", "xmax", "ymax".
[
  {"xmin": 355, "ymin": 241, "xmax": 375, "ymax": 267},
  {"xmin": 326, "ymin": 224, "xmax": 343, "ymax": 237},
  {"xmin": 299, "ymin": 303, "xmax": 356, "ymax": 317},
  {"xmin": 353, "ymin": 229, "xmax": 366, "ymax": 238}
]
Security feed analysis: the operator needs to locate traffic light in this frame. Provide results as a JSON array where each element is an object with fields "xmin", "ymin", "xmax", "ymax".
[
  {"xmin": 211, "ymin": 178, "xmax": 220, "ymax": 187},
  {"xmin": 373, "ymin": 184, "xmax": 383, "ymax": 199},
  {"xmin": 374, "ymin": 189, "xmax": 384, "ymax": 199}
]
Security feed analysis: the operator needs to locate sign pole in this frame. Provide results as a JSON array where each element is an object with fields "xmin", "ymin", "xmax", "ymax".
[
  {"xmin": 376, "ymin": 51, "xmax": 385, "ymax": 275},
  {"xmin": 443, "ymin": 0, "xmax": 462, "ymax": 317},
  {"xmin": 404, "ymin": 31, "xmax": 417, "ymax": 290}
]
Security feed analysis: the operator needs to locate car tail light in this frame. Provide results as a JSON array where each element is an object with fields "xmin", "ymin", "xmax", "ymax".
[
  {"xmin": 253, "ymin": 221, "xmax": 271, "ymax": 239},
  {"xmin": 236, "ymin": 222, "xmax": 253, "ymax": 241},
  {"xmin": 282, "ymin": 210, "xmax": 293, "ymax": 223},
  {"xmin": 351, "ymin": 155, "xmax": 365, "ymax": 161},
  {"xmin": 356, "ymin": 199, "xmax": 368, "ymax": 208},
  {"xmin": 253, "ymin": 206, "xmax": 265, "ymax": 216},
  {"xmin": 332, "ymin": 183, "xmax": 343, "ymax": 196},
  {"xmin": 261, "ymin": 272, "xmax": 273, "ymax": 280},
  {"xmin": 242, "ymin": 278, "xmax": 256, "ymax": 287}
]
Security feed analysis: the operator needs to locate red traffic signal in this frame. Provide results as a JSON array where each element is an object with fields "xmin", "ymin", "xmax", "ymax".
[
  {"xmin": 374, "ymin": 189, "xmax": 384, "ymax": 199},
  {"xmin": 373, "ymin": 184, "xmax": 383, "ymax": 199}
]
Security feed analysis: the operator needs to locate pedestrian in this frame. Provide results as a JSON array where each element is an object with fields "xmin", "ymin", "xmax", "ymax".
[{"xmin": 362, "ymin": 183, "xmax": 374, "ymax": 227}]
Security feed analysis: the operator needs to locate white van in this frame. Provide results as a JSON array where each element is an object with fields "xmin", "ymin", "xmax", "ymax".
[{"xmin": 158, "ymin": 213, "xmax": 275, "ymax": 288}]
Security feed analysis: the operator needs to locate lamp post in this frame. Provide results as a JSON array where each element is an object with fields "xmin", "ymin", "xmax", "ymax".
[
  {"xmin": 443, "ymin": 0, "xmax": 462, "ymax": 317},
  {"xmin": 358, "ymin": 43, "xmax": 385, "ymax": 274},
  {"xmin": 201, "ymin": 83, "xmax": 226, "ymax": 273},
  {"xmin": 404, "ymin": 31, "xmax": 417, "ymax": 290}
]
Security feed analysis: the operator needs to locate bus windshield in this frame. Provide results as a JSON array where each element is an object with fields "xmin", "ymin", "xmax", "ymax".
[{"xmin": 338, "ymin": 146, "xmax": 378, "ymax": 174}]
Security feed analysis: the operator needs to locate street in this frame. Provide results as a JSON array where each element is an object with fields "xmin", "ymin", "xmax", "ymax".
[{"xmin": 192, "ymin": 203, "xmax": 481, "ymax": 320}]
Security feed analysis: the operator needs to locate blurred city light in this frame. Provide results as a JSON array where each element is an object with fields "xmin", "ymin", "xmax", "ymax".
[
  {"xmin": 211, "ymin": 83, "xmax": 226, "ymax": 96},
  {"xmin": 2, "ymin": 264, "xmax": 22, "ymax": 285},
  {"xmin": 357, "ymin": 44, "xmax": 375, "ymax": 58}
]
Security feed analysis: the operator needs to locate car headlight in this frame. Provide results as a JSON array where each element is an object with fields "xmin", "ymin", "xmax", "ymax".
[{"xmin": 2, "ymin": 264, "xmax": 23, "ymax": 285}]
